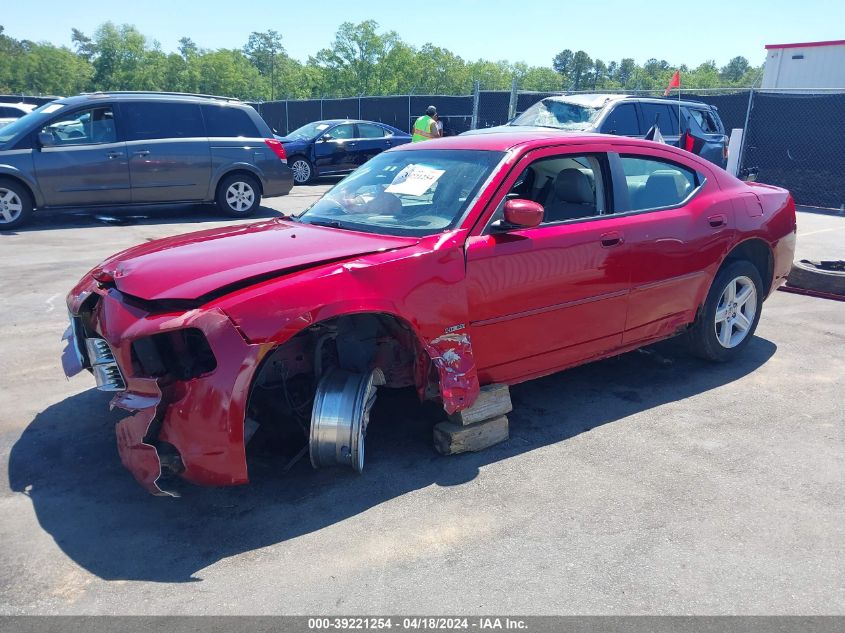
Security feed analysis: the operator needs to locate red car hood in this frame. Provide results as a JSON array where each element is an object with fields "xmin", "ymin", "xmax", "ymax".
[{"xmin": 95, "ymin": 219, "xmax": 419, "ymax": 301}]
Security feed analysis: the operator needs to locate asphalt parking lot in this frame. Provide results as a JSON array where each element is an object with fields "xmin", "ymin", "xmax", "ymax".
[{"xmin": 0, "ymin": 189, "xmax": 843, "ymax": 615}]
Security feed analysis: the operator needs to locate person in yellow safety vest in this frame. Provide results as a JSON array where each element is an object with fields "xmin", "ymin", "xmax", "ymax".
[{"xmin": 412, "ymin": 105, "xmax": 442, "ymax": 142}]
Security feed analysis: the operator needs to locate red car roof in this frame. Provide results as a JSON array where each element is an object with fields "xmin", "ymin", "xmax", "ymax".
[{"xmin": 393, "ymin": 130, "xmax": 651, "ymax": 153}]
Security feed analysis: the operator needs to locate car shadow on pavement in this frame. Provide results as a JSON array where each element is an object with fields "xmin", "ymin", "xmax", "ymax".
[
  {"xmin": 7, "ymin": 335, "xmax": 776, "ymax": 583},
  {"xmin": 0, "ymin": 204, "xmax": 285, "ymax": 234}
]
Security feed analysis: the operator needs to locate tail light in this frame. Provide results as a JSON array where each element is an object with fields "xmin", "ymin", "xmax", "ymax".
[
  {"xmin": 264, "ymin": 138, "xmax": 287, "ymax": 163},
  {"xmin": 723, "ymin": 137, "xmax": 729, "ymax": 161}
]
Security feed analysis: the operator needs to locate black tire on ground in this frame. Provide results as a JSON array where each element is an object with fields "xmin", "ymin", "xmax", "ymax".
[
  {"xmin": 688, "ymin": 259, "xmax": 764, "ymax": 363},
  {"xmin": 289, "ymin": 156, "xmax": 314, "ymax": 185},
  {"xmin": 787, "ymin": 260, "xmax": 845, "ymax": 296},
  {"xmin": 0, "ymin": 178, "xmax": 34, "ymax": 230},
  {"xmin": 216, "ymin": 173, "xmax": 262, "ymax": 217}
]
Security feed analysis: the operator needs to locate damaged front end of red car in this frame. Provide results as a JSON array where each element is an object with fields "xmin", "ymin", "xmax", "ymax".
[{"xmin": 63, "ymin": 276, "xmax": 268, "ymax": 496}]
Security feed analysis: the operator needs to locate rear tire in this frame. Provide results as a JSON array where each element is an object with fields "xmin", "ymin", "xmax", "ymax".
[
  {"xmin": 688, "ymin": 260, "xmax": 764, "ymax": 362},
  {"xmin": 290, "ymin": 157, "xmax": 314, "ymax": 185},
  {"xmin": 216, "ymin": 173, "xmax": 261, "ymax": 217},
  {"xmin": 0, "ymin": 178, "xmax": 34, "ymax": 230}
]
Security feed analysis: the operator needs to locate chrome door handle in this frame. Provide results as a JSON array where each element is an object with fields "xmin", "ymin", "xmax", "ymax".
[
  {"xmin": 132, "ymin": 150, "xmax": 150, "ymax": 157},
  {"xmin": 106, "ymin": 151, "xmax": 122, "ymax": 159}
]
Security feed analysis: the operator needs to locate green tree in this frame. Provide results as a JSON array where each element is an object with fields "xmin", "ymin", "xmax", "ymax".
[
  {"xmin": 719, "ymin": 56, "xmax": 750, "ymax": 84},
  {"xmin": 196, "ymin": 49, "xmax": 264, "ymax": 100},
  {"xmin": 314, "ymin": 21, "xmax": 400, "ymax": 96},
  {"xmin": 616, "ymin": 58, "xmax": 636, "ymax": 88},
  {"xmin": 570, "ymin": 51, "xmax": 593, "ymax": 90},
  {"xmin": 22, "ymin": 43, "xmax": 93, "ymax": 94},
  {"xmin": 243, "ymin": 30, "xmax": 286, "ymax": 100},
  {"xmin": 552, "ymin": 49, "xmax": 573, "ymax": 85},
  {"xmin": 87, "ymin": 22, "xmax": 149, "ymax": 90},
  {"xmin": 519, "ymin": 66, "xmax": 563, "ymax": 92}
]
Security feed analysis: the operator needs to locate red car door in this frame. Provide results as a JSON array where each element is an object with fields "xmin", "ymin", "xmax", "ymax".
[
  {"xmin": 609, "ymin": 149, "xmax": 736, "ymax": 344},
  {"xmin": 464, "ymin": 145, "xmax": 631, "ymax": 385}
]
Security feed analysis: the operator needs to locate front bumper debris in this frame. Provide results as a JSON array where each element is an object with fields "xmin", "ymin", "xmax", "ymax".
[{"xmin": 62, "ymin": 283, "xmax": 268, "ymax": 495}]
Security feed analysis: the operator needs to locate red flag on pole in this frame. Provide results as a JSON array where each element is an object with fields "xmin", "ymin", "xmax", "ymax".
[{"xmin": 664, "ymin": 70, "xmax": 680, "ymax": 96}]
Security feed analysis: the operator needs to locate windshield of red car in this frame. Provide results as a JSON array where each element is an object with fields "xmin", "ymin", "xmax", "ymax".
[
  {"xmin": 298, "ymin": 149, "xmax": 505, "ymax": 236},
  {"xmin": 512, "ymin": 99, "xmax": 601, "ymax": 130}
]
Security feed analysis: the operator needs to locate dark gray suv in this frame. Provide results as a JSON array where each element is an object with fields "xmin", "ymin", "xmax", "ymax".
[
  {"xmin": 465, "ymin": 94, "xmax": 729, "ymax": 169},
  {"xmin": 0, "ymin": 92, "xmax": 293, "ymax": 229}
]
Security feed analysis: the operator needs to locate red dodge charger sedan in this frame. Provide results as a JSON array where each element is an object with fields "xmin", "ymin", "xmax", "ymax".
[{"xmin": 62, "ymin": 131, "xmax": 796, "ymax": 495}]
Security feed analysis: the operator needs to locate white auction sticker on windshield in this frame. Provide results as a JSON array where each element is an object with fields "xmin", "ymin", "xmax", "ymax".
[{"xmin": 385, "ymin": 164, "xmax": 445, "ymax": 196}]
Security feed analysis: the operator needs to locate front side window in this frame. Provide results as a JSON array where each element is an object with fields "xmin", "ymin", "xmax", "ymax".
[
  {"xmin": 329, "ymin": 123, "xmax": 355, "ymax": 140},
  {"xmin": 122, "ymin": 102, "xmax": 204, "ymax": 141},
  {"xmin": 511, "ymin": 99, "xmax": 602, "ymax": 131},
  {"xmin": 490, "ymin": 154, "xmax": 608, "ymax": 226},
  {"xmin": 40, "ymin": 107, "xmax": 116, "ymax": 145},
  {"xmin": 299, "ymin": 149, "xmax": 504, "ymax": 236},
  {"xmin": 621, "ymin": 156, "xmax": 698, "ymax": 211},
  {"xmin": 600, "ymin": 104, "xmax": 640, "ymax": 135},
  {"xmin": 357, "ymin": 123, "xmax": 386, "ymax": 138}
]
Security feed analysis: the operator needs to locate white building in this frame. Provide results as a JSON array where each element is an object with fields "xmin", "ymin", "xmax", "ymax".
[{"xmin": 761, "ymin": 40, "xmax": 845, "ymax": 90}]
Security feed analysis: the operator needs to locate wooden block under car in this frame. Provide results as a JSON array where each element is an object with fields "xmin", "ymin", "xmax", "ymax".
[
  {"xmin": 433, "ymin": 415, "xmax": 509, "ymax": 455},
  {"xmin": 448, "ymin": 383, "xmax": 512, "ymax": 426}
]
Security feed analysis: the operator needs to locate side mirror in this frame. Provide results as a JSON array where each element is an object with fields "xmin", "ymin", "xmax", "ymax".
[
  {"xmin": 320, "ymin": 133, "xmax": 332, "ymax": 142},
  {"xmin": 38, "ymin": 132, "xmax": 55, "ymax": 147},
  {"xmin": 498, "ymin": 199, "xmax": 544, "ymax": 229}
]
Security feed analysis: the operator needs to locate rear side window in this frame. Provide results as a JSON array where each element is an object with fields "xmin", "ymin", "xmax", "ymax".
[
  {"xmin": 620, "ymin": 156, "xmax": 698, "ymax": 211},
  {"xmin": 357, "ymin": 123, "xmax": 386, "ymax": 138},
  {"xmin": 203, "ymin": 105, "xmax": 261, "ymax": 138},
  {"xmin": 600, "ymin": 103, "xmax": 640, "ymax": 135},
  {"xmin": 639, "ymin": 103, "xmax": 678, "ymax": 135},
  {"xmin": 687, "ymin": 108, "xmax": 720, "ymax": 134},
  {"xmin": 122, "ymin": 102, "xmax": 204, "ymax": 140}
]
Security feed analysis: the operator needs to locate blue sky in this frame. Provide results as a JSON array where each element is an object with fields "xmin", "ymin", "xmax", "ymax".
[{"xmin": 1, "ymin": 0, "xmax": 837, "ymax": 68}]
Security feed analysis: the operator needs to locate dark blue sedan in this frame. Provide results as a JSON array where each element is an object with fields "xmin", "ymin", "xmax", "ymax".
[{"xmin": 276, "ymin": 119, "xmax": 412, "ymax": 184}]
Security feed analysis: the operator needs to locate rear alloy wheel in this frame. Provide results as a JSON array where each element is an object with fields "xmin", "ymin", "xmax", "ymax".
[
  {"xmin": 216, "ymin": 173, "xmax": 261, "ymax": 217},
  {"xmin": 714, "ymin": 275, "xmax": 758, "ymax": 348},
  {"xmin": 0, "ymin": 180, "xmax": 33, "ymax": 230},
  {"xmin": 688, "ymin": 260, "xmax": 763, "ymax": 362},
  {"xmin": 290, "ymin": 157, "xmax": 314, "ymax": 185}
]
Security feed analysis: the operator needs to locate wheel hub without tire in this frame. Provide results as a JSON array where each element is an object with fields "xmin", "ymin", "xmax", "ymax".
[{"xmin": 309, "ymin": 368, "xmax": 385, "ymax": 472}]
